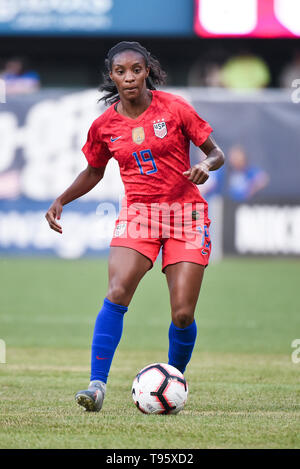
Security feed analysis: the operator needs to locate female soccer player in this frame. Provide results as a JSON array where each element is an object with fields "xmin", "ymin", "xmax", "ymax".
[{"xmin": 45, "ymin": 41, "xmax": 225, "ymax": 412}]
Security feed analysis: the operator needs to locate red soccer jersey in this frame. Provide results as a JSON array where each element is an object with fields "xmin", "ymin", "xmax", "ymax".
[{"xmin": 82, "ymin": 90, "xmax": 212, "ymax": 205}]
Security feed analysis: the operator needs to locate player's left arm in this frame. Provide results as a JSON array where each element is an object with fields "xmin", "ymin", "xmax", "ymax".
[{"xmin": 183, "ymin": 136, "xmax": 225, "ymax": 185}]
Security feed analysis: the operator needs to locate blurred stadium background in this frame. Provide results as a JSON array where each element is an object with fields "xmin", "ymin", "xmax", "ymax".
[{"xmin": 0, "ymin": 0, "xmax": 300, "ymax": 449}]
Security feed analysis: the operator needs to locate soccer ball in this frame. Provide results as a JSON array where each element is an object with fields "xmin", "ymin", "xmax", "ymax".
[{"xmin": 131, "ymin": 363, "xmax": 188, "ymax": 414}]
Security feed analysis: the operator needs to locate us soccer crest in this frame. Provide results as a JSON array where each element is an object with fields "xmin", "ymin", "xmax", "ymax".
[
  {"xmin": 114, "ymin": 222, "xmax": 127, "ymax": 238},
  {"xmin": 153, "ymin": 120, "xmax": 167, "ymax": 139},
  {"xmin": 132, "ymin": 127, "xmax": 145, "ymax": 144}
]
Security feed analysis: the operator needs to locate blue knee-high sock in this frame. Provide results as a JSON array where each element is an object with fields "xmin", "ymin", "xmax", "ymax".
[
  {"xmin": 168, "ymin": 320, "xmax": 197, "ymax": 374},
  {"xmin": 90, "ymin": 298, "xmax": 127, "ymax": 384}
]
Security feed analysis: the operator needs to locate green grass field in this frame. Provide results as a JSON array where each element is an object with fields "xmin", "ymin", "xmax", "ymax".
[{"xmin": 0, "ymin": 257, "xmax": 299, "ymax": 449}]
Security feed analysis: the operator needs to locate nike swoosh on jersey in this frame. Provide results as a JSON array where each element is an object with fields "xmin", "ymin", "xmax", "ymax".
[{"xmin": 110, "ymin": 136, "xmax": 122, "ymax": 142}]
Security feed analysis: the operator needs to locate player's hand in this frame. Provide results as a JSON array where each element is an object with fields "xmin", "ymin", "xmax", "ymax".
[
  {"xmin": 45, "ymin": 199, "xmax": 63, "ymax": 234},
  {"xmin": 183, "ymin": 161, "xmax": 210, "ymax": 185}
]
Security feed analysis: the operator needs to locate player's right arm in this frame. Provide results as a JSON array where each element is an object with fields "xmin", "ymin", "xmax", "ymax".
[{"xmin": 45, "ymin": 163, "xmax": 105, "ymax": 234}]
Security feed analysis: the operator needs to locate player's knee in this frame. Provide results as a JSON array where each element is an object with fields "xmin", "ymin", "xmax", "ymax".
[
  {"xmin": 172, "ymin": 308, "xmax": 194, "ymax": 328},
  {"xmin": 106, "ymin": 283, "xmax": 130, "ymax": 306}
]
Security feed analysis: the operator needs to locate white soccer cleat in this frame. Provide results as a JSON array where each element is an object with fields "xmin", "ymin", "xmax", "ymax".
[{"xmin": 75, "ymin": 380, "xmax": 106, "ymax": 412}]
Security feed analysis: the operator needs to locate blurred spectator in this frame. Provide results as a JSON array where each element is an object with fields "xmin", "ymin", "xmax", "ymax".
[
  {"xmin": 0, "ymin": 57, "xmax": 40, "ymax": 94},
  {"xmin": 221, "ymin": 53, "xmax": 271, "ymax": 90},
  {"xmin": 279, "ymin": 50, "xmax": 300, "ymax": 89},
  {"xmin": 188, "ymin": 61, "xmax": 223, "ymax": 87},
  {"xmin": 187, "ymin": 48, "xmax": 226, "ymax": 87},
  {"xmin": 227, "ymin": 145, "xmax": 269, "ymax": 201}
]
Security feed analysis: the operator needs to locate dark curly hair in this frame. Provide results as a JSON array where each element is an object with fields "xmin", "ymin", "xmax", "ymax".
[{"xmin": 99, "ymin": 41, "xmax": 167, "ymax": 106}]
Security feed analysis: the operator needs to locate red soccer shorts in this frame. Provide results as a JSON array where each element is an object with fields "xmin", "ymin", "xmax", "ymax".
[{"xmin": 110, "ymin": 202, "xmax": 211, "ymax": 271}]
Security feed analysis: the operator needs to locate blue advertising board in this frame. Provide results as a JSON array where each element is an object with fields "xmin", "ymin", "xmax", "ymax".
[{"xmin": 0, "ymin": 0, "xmax": 194, "ymax": 36}]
